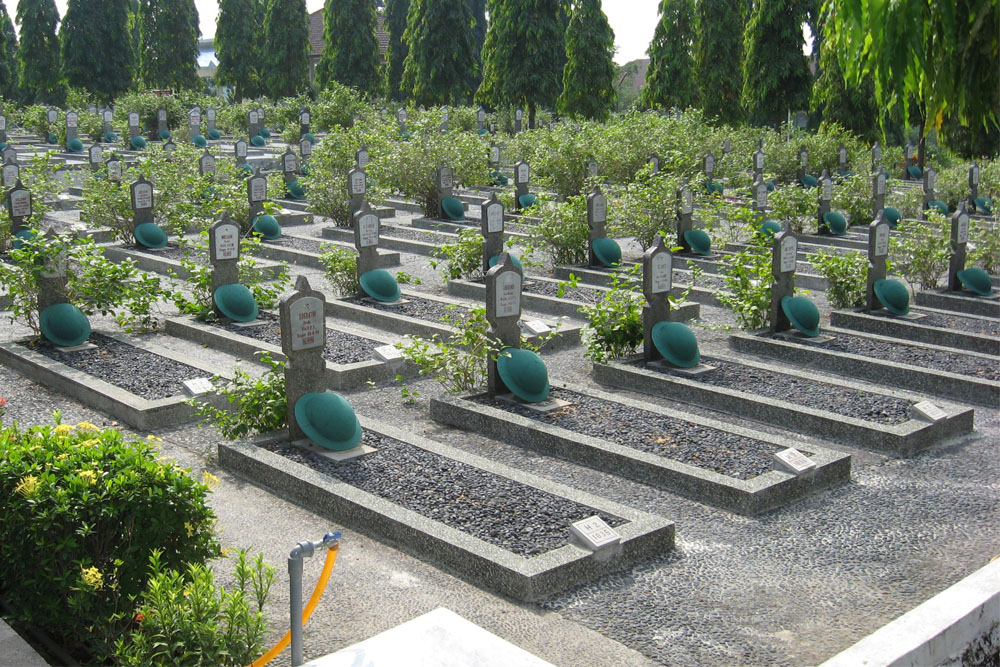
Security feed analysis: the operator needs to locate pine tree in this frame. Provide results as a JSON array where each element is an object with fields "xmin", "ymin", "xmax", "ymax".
[
  {"xmin": 466, "ymin": 0, "xmax": 486, "ymax": 93},
  {"xmin": 315, "ymin": 0, "xmax": 380, "ymax": 95},
  {"xmin": 695, "ymin": 0, "xmax": 745, "ymax": 124},
  {"xmin": 401, "ymin": 0, "xmax": 477, "ymax": 105},
  {"xmin": 557, "ymin": 0, "xmax": 615, "ymax": 121},
  {"xmin": 61, "ymin": 0, "xmax": 133, "ymax": 102},
  {"xmin": 138, "ymin": 0, "xmax": 200, "ymax": 90},
  {"xmin": 383, "ymin": 0, "xmax": 409, "ymax": 99},
  {"xmin": 741, "ymin": 0, "xmax": 812, "ymax": 127},
  {"xmin": 216, "ymin": 0, "xmax": 263, "ymax": 100},
  {"xmin": 260, "ymin": 0, "xmax": 310, "ymax": 99},
  {"xmin": 0, "ymin": 1, "xmax": 16, "ymax": 100},
  {"xmin": 476, "ymin": 0, "xmax": 565, "ymax": 127},
  {"xmin": 16, "ymin": 0, "xmax": 64, "ymax": 104},
  {"xmin": 640, "ymin": 0, "xmax": 698, "ymax": 110}
]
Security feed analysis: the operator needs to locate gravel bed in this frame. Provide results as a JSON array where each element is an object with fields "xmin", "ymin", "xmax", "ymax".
[
  {"xmin": 27, "ymin": 332, "xmax": 200, "ymax": 399},
  {"xmin": 476, "ymin": 388, "xmax": 786, "ymax": 480},
  {"xmin": 523, "ymin": 279, "xmax": 603, "ymax": 305},
  {"xmin": 873, "ymin": 310, "xmax": 1000, "ymax": 337},
  {"xmin": 643, "ymin": 358, "xmax": 911, "ymax": 424},
  {"xmin": 262, "ymin": 430, "xmax": 625, "ymax": 557},
  {"xmin": 382, "ymin": 224, "xmax": 452, "ymax": 244},
  {"xmin": 773, "ymin": 331, "xmax": 1000, "ymax": 380},
  {"xmin": 266, "ymin": 236, "xmax": 324, "ymax": 253},
  {"xmin": 214, "ymin": 312, "xmax": 380, "ymax": 364},
  {"xmin": 344, "ymin": 295, "xmax": 464, "ymax": 322},
  {"xmin": 131, "ymin": 242, "xmax": 191, "ymax": 262}
]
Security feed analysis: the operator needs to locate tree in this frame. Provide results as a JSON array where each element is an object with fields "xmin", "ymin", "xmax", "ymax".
[
  {"xmin": 741, "ymin": 0, "xmax": 813, "ymax": 127},
  {"xmin": 60, "ymin": 0, "xmax": 133, "ymax": 102},
  {"xmin": 401, "ymin": 0, "xmax": 477, "ymax": 105},
  {"xmin": 383, "ymin": 0, "xmax": 409, "ymax": 99},
  {"xmin": 476, "ymin": 0, "xmax": 566, "ymax": 128},
  {"xmin": 466, "ymin": 0, "xmax": 486, "ymax": 93},
  {"xmin": 557, "ymin": 0, "xmax": 615, "ymax": 121},
  {"xmin": 823, "ymin": 0, "xmax": 999, "ymax": 167},
  {"xmin": 260, "ymin": 0, "xmax": 310, "ymax": 99},
  {"xmin": 138, "ymin": 0, "xmax": 200, "ymax": 90},
  {"xmin": 315, "ymin": 0, "xmax": 380, "ymax": 95},
  {"xmin": 641, "ymin": 0, "xmax": 698, "ymax": 110},
  {"xmin": 0, "ymin": 1, "xmax": 16, "ymax": 100},
  {"xmin": 216, "ymin": 0, "xmax": 263, "ymax": 100},
  {"xmin": 695, "ymin": 0, "xmax": 745, "ymax": 124},
  {"xmin": 16, "ymin": 0, "xmax": 64, "ymax": 104},
  {"xmin": 809, "ymin": 17, "xmax": 879, "ymax": 142}
]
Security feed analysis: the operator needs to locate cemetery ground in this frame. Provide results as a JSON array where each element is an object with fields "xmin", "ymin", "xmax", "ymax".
[{"xmin": 2, "ymin": 205, "xmax": 998, "ymax": 666}]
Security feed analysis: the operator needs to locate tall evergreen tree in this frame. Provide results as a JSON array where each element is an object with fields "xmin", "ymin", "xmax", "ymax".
[
  {"xmin": 61, "ymin": 0, "xmax": 133, "ymax": 102},
  {"xmin": 640, "ymin": 0, "xmax": 698, "ymax": 110},
  {"xmin": 809, "ymin": 16, "xmax": 878, "ymax": 142},
  {"xmin": 16, "ymin": 0, "xmax": 64, "ymax": 104},
  {"xmin": 383, "ymin": 0, "xmax": 409, "ymax": 99},
  {"xmin": 138, "ymin": 0, "xmax": 200, "ymax": 90},
  {"xmin": 695, "ymin": 0, "xmax": 745, "ymax": 124},
  {"xmin": 315, "ymin": 0, "xmax": 380, "ymax": 94},
  {"xmin": 216, "ymin": 0, "xmax": 263, "ymax": 100},
  {"xmin": 466, "ymin": 0, "xmax": 486, "ymax": 93},
  {"xmin": 741, "ymin": 0, "xmax": 812, "ymax": 127},
  {"xmin": 0, "ymin": 1, "xmax": 16, "ymax": 100},
  {"xmin": 401, "ymin": 0, "xmax": 477, "ymax": 105},
  {"xmin": 261, "ymin": 0, "xmax": 310, "ymax": 99},
  {"xmin": 476, "ymin": 0, "xmax": 565, "ymax": 127},
  {"xmin": 557, "ymin": 0, "xmax": 615, "ymax": 121}
]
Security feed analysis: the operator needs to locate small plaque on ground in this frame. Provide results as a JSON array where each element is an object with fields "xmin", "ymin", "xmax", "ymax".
[
  {"xmin": 570, "ymin": 516, "xmax": 622, "ymax": 551},
  {"xmin": 292, "ymin": 439, "xmax": 376, "ymax": 462},
  {"xmin": 182, "ymin": 377, "xmax": 214, "ymax": 396},
  {"xmin": 909, "ymin": 400, "xmax": 947, "ymax": 423},
  {"xmin": 55, "ymin": 342, "xmax": 97, "ymax": 353},
  {"xmin": 523, "ymin": 320, "xmax": 551, "ymax": 335},
  {"xmin": 496, "ymin": 393, "xmax": 569, "ymax": 414},
  {"xmin": 374, "ymin": 344, "xmax": 403, "ymax": 363},
  {"xmin": 772, "ymin": 448, "xmax": 816, "ymax": 475},
  {"xmin": 649, "ymin": 360, "xmax": 716, "ymax": 378}
]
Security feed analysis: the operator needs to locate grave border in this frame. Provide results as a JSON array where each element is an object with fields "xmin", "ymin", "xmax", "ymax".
[
  {"xmin": 830, "ymin": 308, "xmax": 999, "ymax": 356},
  {"xmin": 913, "ymin": 290, "xmax": 1000, "ymax": 319}
]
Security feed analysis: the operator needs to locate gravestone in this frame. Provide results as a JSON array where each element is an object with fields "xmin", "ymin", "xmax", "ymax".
[
  {"xmin": 797, "ymin": 146, "xmax": 809, "ymax": 182},
  {"xmin": 436, "ymin": 165, "xmax": 454, "ymax": 213},
  {"xmin": 586, "ymin": 186, "xmax": 608, "ymax": 267},
  {"xmin": 353, "ymin": 201, "xmax": 381, "ymax": 277},
  {"xmin": 947, "ymin": 204, "xmax": 970, "ymax": 292},
  {"xmin": 514, "ymin": 107, "xmax": 523, "ymax": 133},
  {"xmin": 514, "ymin": 159, "xmax": 530, "ymax": 210},
  {"xmin": 248, "ymin": 108, "xmax": 261, "ymax": 139},
  {"xmin": 280, "ymin": 275, "xmax": 328, "ymax": 442},
  {"xmin": 6, "ymin": 179, "xmax": 32, "ymax": 237},
  {"xmin": 130, "ymin": 175, "xmax": 154, "ymax": 239},
  {"xmin": 188, "ymin": 107, "xmax": 201, "ymax": 141},
  {"xmin": 65, "ymin": 111, "xmax": 79, "ymax": 144},
  {"xmin": 1, "ymin": 145, "xmax": 15, "ymax": 164},
  {"xmin": 793, "ymin": 111, "xmax": 809, "ymax": 129},
  {"xmin": 642, "ymin": 234, "xmax": 673, "ymax": 363},
  {"xmin": 648, "ymin": 154, "xmax": 660, "ymax": 175},
  {"xmin": 281, "ymin": 147, "xmax": 299, "ymax": 186},
  {"xmin": 769, "ymin": 229, "xmax": 798, "ymax": 333},
  {"xmin": 489, "ymin": 144, "xmax": 501, "ymax": 171},
  {"xmin": 2, "ymin": 158, "xmax": 19, "ymax": 189},
  {"xmin": 156, "ymin": 108, "xmax": 168, "ymax": 138},
  {"xmin": 88, "ymin": 144, "xmax": 103, "ymax": 171},
  {"xmin": 440, "ymin": 106, "xmax": 449, "ymax": 133},
  {"xmin": 872, "ymin": 169, "xmax": 887, "ymax": 218},
  {"xmin": 208, "ymin": 214, "xmax": 241, "ymax": 308},
  {"xmin": 396, "ymin": 108, "xmax": 407, "ymax": 134},
  {"xmin": 477, "ymin": 107, "xmax": 486, "ymax": 132},
  {"xmin": 816, "ymin": 170, "xmax": 834, "ymax": 233},
  {"xmin": 969, "ymin": 163, "xmax": 980, "ymax": 205},
  {"xmin": 299, "ymin": 108, "xmax": 310, "ymax": 137},
  {"xmin": 347, "ymin": 166, "xmax": 367, "ymax": 217},
  {"xmin": 480, "ymin": 193, "xmax": 505, "ymax": 273},
  {"xmin": 585, "ymin": 156, "xmax": 599, "ymax": 180},
  {"xmin": 922, "ymin": 164, "xmax": 936, "ymax": 214},
  {"xmin": 247, "ymin": 168, "xmax": 267, "ymax": 222},
  {"xmin": 128, "ymin": 110, "xmax": 141, "ymax": 141},
  {"xmin": 871, "ymin": 142, "xmax": 882, "ymax": 172},
  {"xmin": 88, "ymin": 103, "xmax": 97, "ymax": 116},
  {"xmin": 355, "ymin": 144, "xmax": 369, "ymax": 169},
  {"xmin": 865, "ymin": 211, "xmax": 891, "ymax": 313},
  {"xmin": 0, "ymin": 112, "xmax": 6, "ymax": 144},
  {"xmin": 105, "ymin": 154, "xmax": 122, "ymax": 182},
  {"xmin": 102, "ymin": 109, "xmax": 114, "ymax": 138},
  {"xmin": 45, "ymin": 108, "xmax": 58, "ymax": 140},
  {"xmin": 752, "ymin": 176, "xmax": 768, "ymax": 219},
  {"xmin": 675, "ymin": 181, "xmax": 694, "ymax": 252},
  {"xmin": 722, "ymin": 137, "xmax": 732, "ymax": 154},
  {"xmin": 488, "ymin": 121, "xmax": 496, "ymax": 134},
  {"xmin": 35, "ymin": 230, "xmax": 70, "ymax": 314},
  {"xmin": 234, "ymin": 139, "xmax": 248, "ymax": 167},
  {"xmin": 206, "ymin": 107, "xmax": 217, "ymax": 133},
  {"xmin": 299, "ymin": 137, "xmax": 312, "ymax": 162},
  {"xmin": 904, "ymin": 143, "xmax": 916, "ymax": 178},
  {"xmin": 752, "ymin": 145, "xmax": 765, "ymax": 181},
  {"xmin": 199, "ymin": 149, "xmax": 217, "ymax": 177},
  {"xmin": 485, "ymin": 254, "xmax": 523, "ymax": 398},
  {"xmin": 703, "ymin": 151, "xmax": 715, "ymax": 182}
]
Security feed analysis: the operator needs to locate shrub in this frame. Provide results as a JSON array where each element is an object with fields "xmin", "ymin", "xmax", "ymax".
[
  {"xmin": 889, "ymin": 211, "xmax": 951, "ymax": 293},
  {"xmin": 716, "ymin": 233, "xmax": 774, "ymax": 330},
  {"xmin": 430, "ymin": 228, "xmax": 484, "ymax": 281},
  {"xmin": 0, "ymin": 419, "xmax": 219, "ymax": 661},
  {"xmin": 809, "ymin": 249, "xmax": 869, "ymax": 309},
  {"xmin": 768, "ymin": 184, "xmax": 814, "ymax": 233},
  {"xmin": 190, "ymin": 353, "xmax": 287, "ymax": 439},
  {"xmin": 318, "ymin": 244, "xmax": 359, "ymax": 295},
  {"xmin": 523, "ymin": 194, "xmax": 589, "ymax": 267}
]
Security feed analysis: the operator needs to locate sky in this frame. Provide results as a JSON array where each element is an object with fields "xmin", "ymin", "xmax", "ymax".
[{"xmin": 48, "ymin": 0, "xmax": 661, "ymax": 66}]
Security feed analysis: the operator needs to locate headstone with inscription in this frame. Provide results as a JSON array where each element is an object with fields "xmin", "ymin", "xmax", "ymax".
[
  {"xmin": 838, "ymin": 144, "xmax": 849, "ymax": 174},
  {"xmin": 514, "ymin": 159, "xmax": 530, "ymax": 210},
  {"xmin": 585, "ymin": 156, "xmax": 599, "ymax": 180},
  {"xmin": 247, "ymin": 168, "xmax": 267, "ymax": 223},
  {"xmin": 88, "ymin": 144, "xmax": 103, "ymax": 172},
  {"xmin": 65, "ymin": 111, "xmax": 79, "ymax": 144},
  {"xmin": 947, "ymin": 204, "xmax": 970, "ymax": 292},
  {"xmin": 481, "ymin": 193, "xmax": 505, "ymax": 273},
  {"xmin": 188, "ymin": 107, "xmax": 202, "ymax": 143},
  {"xmin": 209, "ymin": 214, "xmax": 241, "ymax": 295},
  {"xmin": 347, "ymin": 166, "xmax": 367, "ymax": 217},
  {"xmin": 485, "ymin": 254, "xmax": 523, "ymax": 397},
  {"xmin": 156, "ymin": 108, "xmax": 169, "ymax": 139},
  {"xmin": 439, "ymin": 106, "xmax": 449, "ymax": 133},
  {"xmin": 299, "ymin": 137, "xmax": 312, "ymax": 163},
  {"xmin": 436, "ymin": 164, "xmax": 456, "ymax": 219},
  {"xmin": 0, "ymin": 112, "xmax": 8, "ymax": 144},
  {"xmin": 586, "ymin": 186, "xmax": 611, "ymax": 266},
  {"xmin": 299, "ymin": 107, "xmax": 310, "ymax": 137},
  {"xmin": 871, "ymin": 142, "xmax": 882, "ymax": 173},
  {"xmin": 206, "ymin": 107, "xmax": 217, "ymax": 133},
  {"xmin": 355, "ymin": 144, "xmax": 369, "ymax": 169},
  {"xmin": 6, "ymin": 180, "xmax": 32, "ymax": 238},
  {"xmin": 647, "ymin": 154, "xmax": 660, "ymax": 175},
  {"xmin": 769, "ymin": 229, "xmax": 798, "ymax": 334},
  {"xmin": 280, "ymin": 275, "xmax": 328, "ymax": 442},
  {"xmin": 904, "ymin": 143, "xmax": 916, "ymax": 178},
  {"xmin": 101, "ymin": 109, "xmax": 115, "ymax": 140},
  {"xmin": 477, "ymin": 106, "xmax": 486, "ymax": 132},
  {"xmin": 872, "ymin": 169, "xmax": 887, "ymax": 218},
  {"xmin": 199, "ymin": 149, "xmax": 217, "ymax": 178},
  {"xmin": 105, "ymin": 154, "xmax": 122, "ymax": 182},
  {"xmin": 922, "ymin": 164, "xmax": 937, "ymax": 214},
  {"xmin": 353, "ymin": 201, "xmax": 382, "ymax": 277},
  {"xmin": 514, "ymin": 107, "xmax": 523, "ymax": 133},
  {"xmin": 128, "ymin": 110, "xmax": 141, "ymax": 140},
  {"xmin": 45, "ymin": 108, "xmax": 58, "ymax": 141},
  {"xmin": 234, "ymin": 139, "xmax": 248, "ymax": 167},
  {"xmin": 753, "ymin": 145, "xmax": 765, "ymax": 181},
  {"xmin": 969, "ymin": 163, "xmax": 980, "ymax": 206},
  {"xmin": 797, "ymin": 146, "xmax": 809, "ymax": 182},
  {"xmin": 396, "ymin": 108, "xmax": 407, "ymax": 134},
  {"xmin": 642, "ymin": 234, "xmax": 673, "ymax": 363},
  {"xmin": 816, "ymin": 170, "xmax": 834, "ymax": 233},
  {"xmin": 752, "ymin": 176, "xmax": 768, "ymax": 220},
  {"xmin": 703, "ymin": 151, "xmax": 715, "ymax": 182},
  {"xmin": 248, "ymin": 109, "xmax": 261, "ymax": 140},
  {"xmin": 675, "ymin": 181, "xmax": 694, "ymax": 252},
  {"xmin": 281, "ymin": 147, "xmax": 299, "ymax": 185},
  {"xmin": 2, "ymin": 158, "xmax": 19, "ymax": 189},
  {"xmin": 1, "ymin": 145, "xmax": 15, "ymax": 164},
  {"xmin": 130, "ymin": 175, "xmax": 160, "ymax": 245},
  {"xmin": 866, "ymin": 211, "xmax": 892, "ymax": 313}
]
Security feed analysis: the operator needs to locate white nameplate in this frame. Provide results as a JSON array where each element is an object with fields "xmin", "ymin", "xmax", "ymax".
[
  {"xmin": 289, "ymin": 296, "xmax": 325, "ymax": 351},
  {"xmin": 705, "ymin": 156, "xmax": 715, "ymax": 172},
  {"xmin": 201, "ymin": 156, "xmax": 216, "ymax": 174},
  {"xmin": 213, "ymin": 223, "xmax": 240, "ymax": 261},
  {"xmin": 439, "ymin": 169, "xmax": 453, "ymax": 189},
  {"xmin": 517, "ymin": 163, "xmax": 529, "ymax": 183},
  {"xmin": 877, "ymin": 174, "xmax": 886, "ymax": 195},
  {"xmin": 495, "ymin": 271, "xmax": 521, "ymax": 318},
  {"xmin": 236, "ymin": 142, "xmax": 247, "ymax": 157},
  {"xmin": 190, "ymin": 111, "xmax": 200, "ymax": 125},
  {"xmin": 133, "ymin": 183, "xmax": 153, "ymax": 209},
  {"xmin": 300, "ymin": 112, "xmax": 310, "ymax": 124},
  {"xmin": 66, "ymin": 113, "xmax": 78, "ymax": 128},
  {"xmin": 357, "ymin": 150, "xmax": 369, "ymax": 168},
  {"xmin": 358, "ymin": 214, "xmax": 379, "ymax": 247},
  {"xmin": 374, "ymin": 344, "xmax": 403, "ymax": 362},
  {"xmin": 182, "ymin": 377, "xmax": 214, "ymax": 396},
  {"xmin": 755, "ymin": 153, "xmax": 764, "ymax": 169},
  {"xmin": 772, "ymin": 448, "xmax": 816, "ymax": 475},
  {"xmin": 350, "ymin": 171, "xmax": 366, "ymax": 195},
  {"xmin": 570, "ymin": 516, "xmax": 621, "ymax": 550},
  {"xmin": 756, "ymin": 186, "xmax": 767, "ymax": 208},
  {"xmin": 250, "ymin": 177, "xmax": 266, "ymax": 202},
  {"xmin": 128, "ymin": 112, "xmax": 139, "ymax": 127},
  {"xmin": 650, "ymin": 252, "xmax": 672, "ymax": 293},
  {"xmin": 249, "ymin": 111, "xmax": 258, "ymax": 124},
  {"xmin": 823, "ymin": 179, "xmax": 833, "ymax": 201},
  {"xmin": 486, "ymin": 203, "xmax": 503, "ymax": 233},
  {"xmin": 875, "ymin": 224, "xmax": 890, "ymax": 257},
  {"xmin": 490, "ymin": 146, "xmax": 500, "ymax": 163},
  {"xmin": 780, "ymin": 236, "xmax": 797, "ymax": 273},
  {"xmin": 591, "ymin": 194, "xmax": 606, "ymax": 223},
  {"xmin": 102, "ymin": 110, "xmax": 112, "ymax": 122},
  {"xmin": 910, "ymin": 400, "xmax": 947, "ymax": 423},
  {"xmin": 108, "ymin": 161, "xmax": 122, "ymax": 180},
  {"xmin": 523, "ymin": 320, "xmax": 550, "ymax": 335},
  {"xmin": 957, "ymin": 214, "xmax": 969, "ymax": 244},
  {"xmin": 10, "ymin": 190, "xmax": 31, "ymax": 218},
  {"xmin": 2, "ymin": 164, "xmax": 18, "ymax": 187},
  {"xmin": 158, "ymin": 109, "xmax": 167, "ymax": 121},
  {"xmin": 681, "ymin": 190, "xmax": 693, "ymax": 215}
]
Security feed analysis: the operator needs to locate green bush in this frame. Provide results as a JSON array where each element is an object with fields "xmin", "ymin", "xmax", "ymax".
[
  {"xmin": 190, "ymin": 353, "xmax": 287, "ymax": 440},
  {"xmin": 768, "ymin": 184, "xmax": 815, "ymax": 233},
  {"xmin": 889, "ymin": 211, "xmax": 951, "ymax": 293},
  {"xmin": 318, "ymin": 244, "xmax": 359, "ymax": 295},
  {"xmin": 809, "ymin": 249, "xmax": 869, "ymax": 309},
  {"xmin": 716, "ymin": 233, "xmax": 774, "ymax": 330},
  {"xmin": 0, "ymin": 419, "xmax": 219, "ymax": 661},
  {"xmin": 579, "ymin": 265, "xmax": 645, "ymax": 363},
  {"xmin": 523, "ymin": 194, "xmax": 589, "ymax": 267},
  {"xmin": 430, "ymin": 228, "xmax": 484, "ymax": 281}
]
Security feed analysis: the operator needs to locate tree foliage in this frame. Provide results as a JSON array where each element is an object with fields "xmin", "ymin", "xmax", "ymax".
[
  {"xmin": 695, "ymin": 0, "xmax": 745, "ymax": 124},
  {"xmin": 0, "ymin": 1, "xmax": 16, "ymax": 100},
  {"xmin": 261, "ymin": 0, "xmax": 311, "ymax": 99},
  {"xmin": 741, "ymin": 0, "xmax": 813, "ymax": 126},
  {"xmin": 401, "ymin": 0, "xmax": 477, "ymax": 105},
  {"xmin": 383, "ymin": 0, "xmax": 409, "ymax": 100},
  {"xmin": 315, "ymin": 0, "xmax": 380, "ymax": 95},
  {"xmin": 476, "ymin": 0, "xmax": 566, "ymax": 127},
  {"xmin": 138, "ymin": 0, "xmax": 200, "ymax": 90},
  {"xmin": 16, "ymin": 0, "xmax": 64, "ymax": 104},
  {"xmin": 216, "ymin": 0, "xmax": 263, "ymax": 100},
  {"xmin": 466, "ymin": 0, "xmax": 486, "ymax": 93},
  {"xmin": 810, "ymin": 22, "xmax": 879, "ymax": 142},
  {"xmin": 60, "ymin": 0, "xmax": 133, "ymax": 102},
  {"xmin": 641, "ymin": 0, "xmax": 698, "ymax": 111},
  {"xmin": 557, "ymin": 0, "xmax": 615, "ymax": 121}
]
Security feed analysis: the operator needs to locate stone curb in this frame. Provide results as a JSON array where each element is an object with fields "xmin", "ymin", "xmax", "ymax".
[
  {"xmin": 551, "ymin": 265, "xmax": 724, "ymax": 308},
  {"xmin": 830, "ymin": 308, "xmax": 1000, "ymax": 356},
  {"xmin": 102, "ymin": 244, "xmax": 286, "ymax": 281},
  {"xmin": 253, "ymin": 239, "xmax": 400, "ymax": 271},
  {"xmin": 914, "ymin": 289, "xmax": 1000, "ymax": 319},
  {"xmin": 323, "ymin": 225, "xmax": 451, "ymax": 257}
]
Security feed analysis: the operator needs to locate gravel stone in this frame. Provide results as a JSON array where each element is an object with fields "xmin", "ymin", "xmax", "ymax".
[
  {"xmin": 267, "ymin": 236, "xmax": 325, "ymax": 253},
  {"xmin": 344, "ymin": 295, "xmax": 464, "ymax": 323},
  {"xmin": 869, "ymin": 309, "xmax": 1000, "ymax": 337},
  {"xmin": 214, "ymin": 312, "xmax": 381, "ymax": 364}
]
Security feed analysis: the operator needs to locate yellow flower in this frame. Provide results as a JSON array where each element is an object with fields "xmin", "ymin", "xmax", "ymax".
[
  {"xmin": 80, "ymin": 566, "xmax": 103, "ymax": 590},
  {"xmin": 78, "ymin": 470, "xmax": 97, "ymax": 485},
  {"xmin": 201, "ymin": 471, "xmax": 221, "ymax": 490},
  {"xmin": 53, "ymin": 424, "xmax": 75, "ymax": 436},
  {"xmin": 56, "ymin": 453, "xmax": 69, "ymax": 461},
  {"xmin": 146, "ymin": 434, "xmax": 163, "ymax": 443},
  {"xmin": 184, "ymin": 522, "xmax": 195, "ymax": 537},
  {"xmin": 14, "ymin": 475, "xmax": 40, "ymax": 498},
  {"xmin": 75, "ymin": 422, "xmax": 99, "ymax": 432},
  {"xmin": 78, "ymin": 439, "xmax": 99, "ymax": 448}
]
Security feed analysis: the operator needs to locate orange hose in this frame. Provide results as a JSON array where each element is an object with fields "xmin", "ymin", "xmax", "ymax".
[{"xmin": 250, "ymin": 544, "xmax": 339, "ymax": 667}]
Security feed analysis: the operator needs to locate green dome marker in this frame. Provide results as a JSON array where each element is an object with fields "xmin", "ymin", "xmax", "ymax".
[
  {"xmin": 823, "ymin": 211, "xmax": 848, "ymax": 235},
  {"xmin": 295, "ymin": 392, "xmax": 363, "ymax": 450},
  {"xmin": 758, "ymin": 220, "xmax": 782, "ymax": 239},
  {"xmin": 130, "ymin": 135, "xmax": 147, "ymax": 150},
  {"xmin": 207, "ymin": 128, "xmax": 221, "ymax": 140},
  {"xmin": 301, "ymin": 132, "xmax": 315, "ymax": 144},
  {"xmin": 252, "ymin": 214, "xmax": 282, "ymax": 240},
  {"xmin": 800, "ymin": 174, "xmax": 818, "ymax": 188},
  {"xmin": 907, "ymin": 165, "xmax": 922, "ymax": 179},
  {"xmin": 158, "ymin": 129, "xmax": 171, "ymax": 141},
  {"xmin": 592, "ymin": 237, "xmax": 622, "ymax": 267},
  {"xmin": 134, "ymin": 222, "xmax": 168, "ymax": 249},
  {"xmin": 12, "ymin": 229, "xmax": 36, "ymax": 249},
  {"xmin": 488, "ymin": 254, "xmax": 521, "ymax": 268},
  {"xmin": 104, "ymin": 131, "xmax": 118, "ymax": 143},
  {"xmin": 39, "ymin": 303, "xmax": 91, "ymax": 347},
  {"xmin": 214, "ymin": 283, "xmax": 259, "ymax": 322},
  {"xmin": 251, "ymin": 135, "xmax": 265, "ymax": 147},
  {"xmin": 873, "ymin": 279, "xmax": 911, "ymax": 315},
  {"xmin": 258, "ymin": 127, "xmax": 271, "ymax": 138},
  {"xmin": 286, "ymin": 180, "xmax": 306, "ymax": 200},
  {"xmin": 518, "ymin": 193, "xmax": 537, "ymax": 208},
  {"xmin": 973, "ymin": 197, "xmax": 993, "ymax": 215},
  {"xmin": 359, "ymin": 269, "xmax": 401, "ymax": 302},
  {"xmin": 956, "ymin": 267, "xmax": 994, "ymax": 296},
  {"xmin": 684, "ymin": 228, "xmax": 712, "ymax": 255},
  {"xmin": 496, "ymin": 348, "xmax": 550, "ymax": 403},
  {"xmin": 651, "ymin": 321, "xmax": 700, "ymax": 368},
  {"xmin": 781, "ymin": 296, "xmax": 821, "ymax": 337},
  {"xmin": 928, "ymin": 200, "xmax": 949, "ymax": 215},
  {"xmin": 66, "ymin": 138, "xmax": 84, "ymax": 153},
  {"xmin": 192, "ymin": 135, "xmax": 207, "ymax": 147},
  {"xmin": 884, "ymin": 207, "xmax": 901, "ymax": 228},
  {"xmin": 47, "ymin": 133, "xmax": 58, "ymax": 144},
  {"xmin": 440, "ymin": 196, "xmax": 465, "ymax": 221}
]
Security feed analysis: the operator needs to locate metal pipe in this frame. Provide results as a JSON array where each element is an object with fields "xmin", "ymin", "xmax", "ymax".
[{"xmin": 289, "ymin": 532, "xmax": 340, "ymax": 667}]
